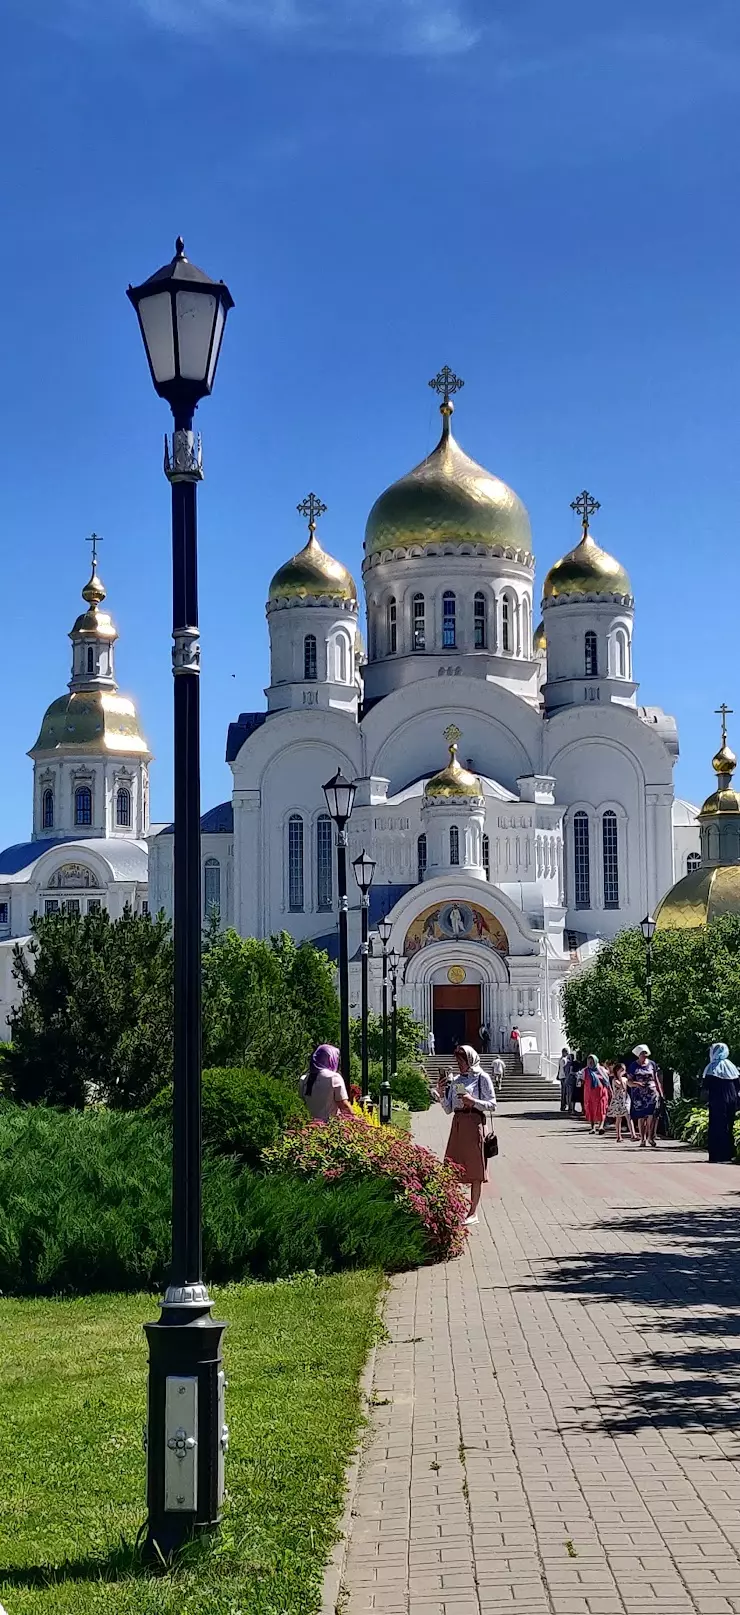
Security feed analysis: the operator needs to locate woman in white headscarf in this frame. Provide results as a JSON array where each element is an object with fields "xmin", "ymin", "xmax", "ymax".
[
  {"xmin": 702, "ymin": 1042, "xmax": 740, "ymax": 1163},
  {"xmin": 437, "ymin": 1045, "xmax": 497, "ymax": 1226}
]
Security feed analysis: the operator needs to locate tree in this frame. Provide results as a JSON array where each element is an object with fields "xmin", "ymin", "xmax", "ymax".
[
  {"xmin": 350, "ymin": 1006, "xmax": 425, "ymax": 1067},
  {"xmin": 5, "ymin": 909, "xmax": 173, "ymax": 1108},
  {"xmin": 561, "ymin": 916, "xmax": 740, "ymax": 1093},
  {"xmin": 202, "ymin": 929, "xmax": 339, "ymax": 1080}
]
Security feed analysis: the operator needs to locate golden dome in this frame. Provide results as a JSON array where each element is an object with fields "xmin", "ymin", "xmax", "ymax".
[
  {"xmin": 425, "ymin": 740, "xmax": 483, "ymax": 800},
  {"xmin": 268, "ymin": 533, "xmax": 357, "ymax": 606},
  {"xmin": 30, "ymin": 691, "xmax": 150, "ymax": 757},
  {"xmin": 533, "ymin": 620, "xmax": 547, "ymax": 654},
  {"xmin": 543, "ymin": 532, "xmax": 631, "ymax": 601},
  {"xmin": 712, "ymin": 742, "xmax": 737, "ymax": 776},
  {"xmin": 364, "ymin": 403, "xmax": 531, "ymax": 561},
  {"xmin": 656, "ymin": 865, "xmax": 740, "ymax": 930}
]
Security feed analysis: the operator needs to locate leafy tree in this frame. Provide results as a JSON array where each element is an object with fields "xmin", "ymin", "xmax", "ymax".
[
  {"xmin": 350, "ymin": 1006, "xmax": 425, "ymax": 1068},
  {"xmin": 5, "ymin": 909, "xmax": 173, "ymax": 1108},
  {"xmin": 561, "ymin": 916, "xmax": 740, "ymax": 1093},
  {"xmin": 202, "ymin": 929, "xmax": 339, "ymax": 1080}
]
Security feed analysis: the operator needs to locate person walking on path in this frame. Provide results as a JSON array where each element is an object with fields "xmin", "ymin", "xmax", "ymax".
[
  {"xmin": 491, "ymin": 1052, "xmax": 505, "ymax": 1093},
  {"xmin": 583, "ymin": 1053, "xmax": 611, "ymax": 1133},
  {"xmin": 607, "ymin": 1062, "xmax": 634, "ymax": 1142},
  {"xmin": 557, "ymin": 1048, "xmax": 573, "ymax": 1112},
  {"xmin": 510, "ymin": 1025, "xmax": 521, "ymax": 1064},
  {"xmin": 702, "ymin": 1041, "xmax": 740, "ymax": 1162},
  {"xmin": 628, "ymin": 1045, "xmax": 662, "ymax": 1147},
  {"xmin": 300, "ymin": 1044, "xmax": 355, "ymax": 1122},
  {"xmin": 437, "ymin": 1044, "xmax": 497, "ymax": 1227}
]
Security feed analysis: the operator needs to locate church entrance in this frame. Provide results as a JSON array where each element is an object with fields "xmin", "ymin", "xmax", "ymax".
[{"xmin": 433, "ymin": 984, "xmax": 482, "ymax": 1054}]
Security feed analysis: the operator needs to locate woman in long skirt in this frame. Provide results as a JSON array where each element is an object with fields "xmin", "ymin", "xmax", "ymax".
[
  {"xmin": 584, "ymin": 1054, "xmax": 610, "ymax": 1134},
  {"xmin": 702, "ymin": 1042, "xmax": 740, "ymax": 1163},
  {"xmin": 437, "ymin": 1045, "xmax": 497, "ymax": 1226}
]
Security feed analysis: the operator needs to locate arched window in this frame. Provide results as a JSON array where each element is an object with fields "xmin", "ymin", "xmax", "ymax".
[
  {"xmin": 335, "ymin": 636, "xmax": 348, "ymax": 683},
  {"xmin": 602, "ymin": 811, "xmax": 619, "ymax": 908},
  {"xmin": 442, "ymin": 591, "xmax": 456, "ymax": 649},
  {"xmin": 387, "ymin": 597, "xmax": 397, "ymax": 655},
  {"xmin": 204, "ymin": 857, "xmax": 221, "ymax": 919},
  {"xmin": 612, "ymin": 628, "xmax": 629, "ymax": 679},
  {"xmin": 116, "ymin": 787, "xmax": 131, "ymax": 828},
  {"xmin": 522, "ymin": 595, "xmax": 531, "ymax": 657},
  {"xmin": 316, "ymin": 814, "xmax": 333, "ymax": 911},
  {"xmin": 573, "ymin": 812, "xmax": 590, "ymax": 908},
  {"xmin": 304, "ymin": 634, "xmax": 317, "ymax": 682},
  {"xmin": 412, "ymin": 593, "xmax": 425, "ymax": 651},
  {"xmin": 482, "ymin": 833, "xmax": 490, "ymax": 881},
  {"xmin": 288, "ymin": 815, "xmax": 304, "ymax": 911},
  {"xmin": 474, "ymin": 592, "xmax": 487, "ymax": 649},
  {"xmin": 450, "ymin": 825, "xmax": 460, "ymax": 866},
  {"xmin": 86, "ymin": 645, "xmax": 95, "ymax": 674},
  {"xmin": 42, "ymin": 789, "xmax": 54, "ymax": 830},
  {"xmin": 74, "ymin": 786, "xmax": 92, "ymax": 827},
  {"xmin": 502, "ymin": 594, "xmax": 511, "ymax": 652},
  {"xmin": 687, "ymin": 852, "xmax": 701, "ymax": 874},
  {"xmin": 585, "ymin": 631, "xmax": 598, "ymax": 677},
  {"xmin": 417, "ymin": 833, "xmax": 427, "ymax": 883}
]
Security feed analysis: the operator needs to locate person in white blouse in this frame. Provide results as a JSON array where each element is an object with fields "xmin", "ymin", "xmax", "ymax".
[{"xmin": 437, "ymin": 1045, "xmax": 497, "ymax": 1226}]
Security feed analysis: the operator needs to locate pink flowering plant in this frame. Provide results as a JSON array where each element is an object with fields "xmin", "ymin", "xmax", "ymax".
[{"xmin": 263, "ymin": 1119, "xmax": 469, "ymax": 1263}]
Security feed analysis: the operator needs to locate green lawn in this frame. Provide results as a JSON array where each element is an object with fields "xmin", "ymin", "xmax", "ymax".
[{"xmin": 0, "ymin": 1271, "xmax": 382, "ymax": 1614}]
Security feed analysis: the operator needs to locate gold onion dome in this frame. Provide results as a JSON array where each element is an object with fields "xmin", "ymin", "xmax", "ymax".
[
  {"xmin": 71, "ymin": 562, "xmax": 118, "ymax": 641},
  {"xmin": 269, "ymin": 493, "xmax": 357, "ymax": 606},
  {"xmin": 656, "ymin": 714, "xmax": 740, "ymax": 930},
  {"xmin": 543, "ymin": 532, "xmax": 631, "ymax": 600},
  {"xmin": 533, "ymin": 620, "xmax": 547, "ymax": 653},
  {"xmin": 425, "ymin": 740, "xmax": 483, "ymax": 800},
  {"xmin": 31, "ymin": 691, "xmax": 150, "ymax": 756},
  {"xmin": 364, "ymin": 388, "xmax": 531, "ymax": 560}
]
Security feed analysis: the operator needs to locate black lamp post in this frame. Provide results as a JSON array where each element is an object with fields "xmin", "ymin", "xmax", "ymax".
[
  {"xmin": 127, "ymin": 239, "xmax": 233, "ymax": 1556},
  {"xmin": 377, "ymin": 918, "xmax": 393, "ymax": 1124},
  {"xmin": 640, "ymin": 913, "xmax": 656, "ymax": 1008},
  {"xmin": 352, "ymin": 849, "xmax": 376, "ymax": 1103},
  {"xmin": 388, "ymin": 949, "xmax": 400, "ymax": 1076},
  {"xmin": 323, "ymin": 769, "xmax": 357, "ymax": 1086}
]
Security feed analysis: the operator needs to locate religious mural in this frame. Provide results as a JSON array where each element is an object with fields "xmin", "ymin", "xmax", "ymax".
[{"xmin": 403, "ymin": 901, "xmax": 508, "ymax": 958}]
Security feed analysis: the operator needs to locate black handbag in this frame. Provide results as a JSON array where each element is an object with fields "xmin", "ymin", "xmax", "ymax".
[{"xmin": 479, "ymin": 1074, "xmax": 499, "ymax": 1158}]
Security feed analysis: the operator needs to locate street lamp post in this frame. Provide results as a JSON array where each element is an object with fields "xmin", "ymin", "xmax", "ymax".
[
  {"xmin": 388, "ymin": 949, "xmax": 400, "ymax": 1076},
  {"xmin": 323, "ymin": 770, "xmax": 357, "ymax": 1087},
  {"xmin": 377, "ymin": 918, "xmax": 393, "ymax": 1124},
  {"xmin": 640, "ymin": 913, "xmax": 656, "ymax": 1009},
  {"xmin": 127, "ymin": 239, "xmax": 234, "ymax": 1555},
  {"xmin": 352, "ymin": 850, "xmax": 376, "ymax": 1104}
]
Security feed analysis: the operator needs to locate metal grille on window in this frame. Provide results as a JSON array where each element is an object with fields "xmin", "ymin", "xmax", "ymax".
[
  {"xmin": 442, "ymin": 591, "xmax": 456, "ymax": 648},
  {"xmin": 602, "ymin": 811, "xmax": 619, "ymax": 908},
  {"xmin": 502, "ymin": 596, "xmax": 510, "ymax": 652},
  {"xmin": 288, "ymin": 815, "xmax": 304, "ymax": 911},
  {"xmin": 387, "ymin": 597, "xmax": 397, "ymax": 654},
  {"xmin": 450, "ymin": 825, "xmax": 460, "ymax": 866},
  {"xmin": 75, "ymin": 786, "xmax": 92, "ymax": 827},
  {"xmin": 204, "ymin": 856, "xmax": 221, "ymax": 919},
  {"xmin": 316, "ymin": 814, "xmax": 333, "ymax": 911},
  {"xmin": 304, "ymin": 634, "xmax": 317, "ymax": 681},
  {"xmin": 482, "ymin": 833, "xmax": 490, "ymax": 880},
  {"xmin": 474, "ymin": 592, "xmax": 487, "ymax": 649},
  {"xmin": 412, "ymin": 594, "xmax": 425, "ymax": 651},
  {"xmin": 585, "ymin": 631, "xmax": 598, "ymax": 676},
  {"xmin": 573, "ymin": 812, "xmax": 590, "ymax": 908},
  {"xmin": 42, "ymin": 789, "xmax": 54, "ymax": 830},
  {"xmin": 116, "ymin": 787, "xmax": 131, "ymax": 827},
  {"xmin": 687, "ymin": 852, "xmax": 701, "ymax": 873},
  {"xmin": 417, "ymin": 833, "xmax": 427, "ymax": 882}
]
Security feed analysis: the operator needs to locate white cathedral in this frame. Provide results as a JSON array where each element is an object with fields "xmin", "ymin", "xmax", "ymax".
[{"xmin": 0, "ymin": 373, "xmax": 701, "ymax": 1068}]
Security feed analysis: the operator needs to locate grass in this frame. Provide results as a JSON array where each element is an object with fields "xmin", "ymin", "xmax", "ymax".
[{"xmin": 0, "ymin": 1270, "xmax": 383, "ymax": 1613}]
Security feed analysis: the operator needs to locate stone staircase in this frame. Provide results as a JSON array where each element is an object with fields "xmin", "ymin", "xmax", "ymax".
[{"xmin": 421, "ymin": 1054, "xmax": 560, "ymax": 1104}]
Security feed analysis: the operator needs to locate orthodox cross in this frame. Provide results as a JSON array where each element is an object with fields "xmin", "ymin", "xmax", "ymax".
[
  {"xmin": 86, "ymin": 532, "xmax": 103, "ymax": 567},
  {"xmin": 297, "ymin": 493, "xmax": 327, "ymax": 539},
  {"xmin": 443, "ymin": 723, "xmax": 462, "ymax": 758},
  {"xmin": 716, "ymin": 703, "xmax": 734, "ymax": 746},
  {"xmin": 570, "ymin": 490, "xmax": 600, "ymax": 538},
  {"xmin": 429, "ymin": 366, "xmax": 464, "ymax": 407}
]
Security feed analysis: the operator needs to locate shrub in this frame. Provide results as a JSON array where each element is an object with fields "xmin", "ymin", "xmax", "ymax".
[
  {"xmin": 366, "ymin": 1060, "xmax": 431, "ymax": 1111},
  {"xmin": 264, "ymin": 1119, "xmax": 468, "ymax": 1262},
  {"xmin": 148, "ymin": 1066, "xmax": 307, "ymax": 1165}
]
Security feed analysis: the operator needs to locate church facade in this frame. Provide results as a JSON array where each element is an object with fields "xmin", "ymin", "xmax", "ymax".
[{"xmin": 149, "ymin": 371, "xmax": 699, "ymax": 1071}]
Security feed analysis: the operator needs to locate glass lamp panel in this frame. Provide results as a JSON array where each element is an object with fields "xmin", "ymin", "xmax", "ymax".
[
  {"xmin": 206, "ymin": 302, "xmax": 226, "ymax": 389},
  {"xmin": 176, "ymin": 289, "xmax": 217, "ymax": 382},
  {"xmin": 138, "ymin": 291, "xmax": 176, "ymax": 383}
]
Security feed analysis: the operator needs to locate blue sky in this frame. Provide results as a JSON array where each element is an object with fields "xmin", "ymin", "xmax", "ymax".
[{"xmin": 1, "ymin": 0, "xmax": 739, "ymax": 847}]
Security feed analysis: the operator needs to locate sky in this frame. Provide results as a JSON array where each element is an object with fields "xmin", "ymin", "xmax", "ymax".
[{"xmin": 1, "ymin": 0, "xmax": 739, "ymax": 847}]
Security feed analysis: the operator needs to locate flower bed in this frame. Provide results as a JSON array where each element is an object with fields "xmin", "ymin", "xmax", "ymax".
[{"xmin": 264, "ymin": 1118, "xmax": 469, "ymax": 1262}]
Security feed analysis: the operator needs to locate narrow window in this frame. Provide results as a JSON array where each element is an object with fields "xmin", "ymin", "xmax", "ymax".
[
  {"xmin": 450, "ymin": 825, "xmax": 460, "ymax": 866},
  {"xmin": 116, "ymin": 787, "xmax": 131, "ymax": 827},
  {"xmin": 474, "ymin": 592, "xmax": 487, "ymax": 650},
  {"xmin": 412, "ymin": 593, "xmax": 425, "ymax": 651},
  {"xmin": 288, "ymin": 814, "xmax": 304, "ymax": 911},
  {"xmin": 87, "ymin": 898, "xmax": 102, "ymax": 914},
  {"xmin": 86, "ymin": 645, "xmax": 95, "ymax": 674},
  {"xmin": 204, "ymin": 856, "xmax": 221, "ymax": 920},
  {"xmin": 442, "ymin": 591, "xmax": 456, "ymax": 649},
  {"xmin": 335, "ymin": 636, "xmax": 347, "ymax": 683},
  {"xmin": 74, "ymin": 786, "xmax": 92, "ymax": 827},
  {"xmin": 482, "ymin": 833, "xmax": 490, "ymax": 881},
  {"xmin": 502, "ymin": 595, "xmax": 511, "ymax": 652},
  {"xmin": 687, "ymin": 852, "xmax": 701, "ymax": 874},
  {"xmin": 0, "ymin": 901, "xmax": 8, "ymax": 926},
  {"xmin": 64, "ymin": 898, "xmax": 81, "ymax": 916},
  {"xmin": 522, "ymin": 596, "xmax": 531, "ymax": 657},
  {"xmin": 602, "ymin": 811, "xmax": 619, "ymax": 908},
  {"xmin": 585, "ymin": 631, "xmax": 598, "ymax": 677},
  {"xmin": 316, "ymin": 814, "xmax": 333, "ymax": 911},
  {"xmin": 42, "ymin": 789, "xmax": 54, "ymax": 830},
  {"xmin": 44, "ymin": 899, "xmax": 60, "ymax": 916},
  {"xmin": 387, "ymin": 597, "xmax": 397, "ymax": 654},
  {"xmin": 141, "ymin": 899, "xmax": 149, "ymax": 915},
  {"xmin": 573, "ymin": 812, "xmax": 590, "ymax": 908},
  {"xmin": 417, "ymin": 833, "xmax": 427, "ymax": 882},
  {"xmin": 304, "ymin": 634, "xmax": 317, "ymax": 681}
]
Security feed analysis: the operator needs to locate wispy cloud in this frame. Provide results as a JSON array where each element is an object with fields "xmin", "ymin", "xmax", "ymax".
[{"xmin": 61, "ymin": 0, "xmax": 480, "ymax": 56}]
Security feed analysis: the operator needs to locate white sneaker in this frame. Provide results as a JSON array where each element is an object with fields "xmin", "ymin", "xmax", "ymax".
[{"xmin": 465, "ymin": 1213, "xmax": 479, "ymax": 1226}]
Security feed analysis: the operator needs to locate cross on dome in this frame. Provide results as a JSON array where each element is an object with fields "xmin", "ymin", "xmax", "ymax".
[
  {"xmin": 716, "ymin": 702, "xmax": 734, "ymax": 747},
  {"xmin": 86, "ymin": 531, "xmax": 103, "ymax": 566},
  {"xmin": 296, "ymin": 493, "xmax": 327, "ymax": 539},
  {"xmin": 443, "ymin": 723, "xmax": 462, "ymax": 746},
  {"xmin": 570, "ymin": 490, "xmax": 600, "ymax": 538},
  {"xmin": 428, "ymin": 366, "xmax": 464, "ymax": 410}
]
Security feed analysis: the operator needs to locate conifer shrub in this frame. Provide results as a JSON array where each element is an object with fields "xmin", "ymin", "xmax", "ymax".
[{"xmin": 147, "ymin": 1065, "xmax": 307, "ymax": 1164}]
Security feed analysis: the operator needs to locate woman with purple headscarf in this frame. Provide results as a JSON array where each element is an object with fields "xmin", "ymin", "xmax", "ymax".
[{"xmin": 300, "ymin": 1044, "xmax": 354, "ymax": 1123}]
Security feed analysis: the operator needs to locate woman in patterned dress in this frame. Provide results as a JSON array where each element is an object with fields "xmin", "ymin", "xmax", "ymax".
[{"xmin": 607, "ymin": 1062, "xmax": 634, "ymax": 1142}]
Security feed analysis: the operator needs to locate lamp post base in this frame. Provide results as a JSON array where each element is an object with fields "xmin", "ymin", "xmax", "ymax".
[{"xmin": 143, "ymin": 1290, "xmax": 227, "ymax": 1558}]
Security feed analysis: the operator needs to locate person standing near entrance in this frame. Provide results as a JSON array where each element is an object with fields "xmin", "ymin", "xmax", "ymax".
[
  {"xmin": 437, "ymin": 1045, "xmax": 497, "ymax": 1227},
  {"xmin": 491, "ymin": 1052, "xmax": 505, "ymax": 1093},
  {"xmin": 510, "ymin": 1025, "xmax": 521, "ymax": 1063},
  {"xmin": 479, "ymin": 1023, "xmax": 490, "ymax": 1053}
]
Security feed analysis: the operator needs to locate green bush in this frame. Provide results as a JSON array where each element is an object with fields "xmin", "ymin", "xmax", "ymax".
[
  {"xmin": 367, "ymin": 1060, "xmax": 431, "ymax": 1111},
  {"xmin": 0, "ymin": 1106, "xmax": 428, "ymax": 1296},
  {"xmin": 147, "ymin": 1066, "xmax": 307, "ymax": 1164}
]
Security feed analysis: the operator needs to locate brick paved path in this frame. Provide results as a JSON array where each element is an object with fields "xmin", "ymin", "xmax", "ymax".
[{"xmin": 340, "ymin": 1103, "xmax": 740, "ymax": 1615}]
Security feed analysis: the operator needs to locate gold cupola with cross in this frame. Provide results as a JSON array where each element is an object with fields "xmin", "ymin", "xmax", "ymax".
[
  {"xmin": 544, "ymin": 491, "xmax": 631, "ymax": 601},
  {"xmin": 425, "ymin": 726, "xmax": 483, "ymax": 800},
  {"xmin": 268, "ymin": 493, "xmax": 357, "ymax": 607},
  {"xmin": 265, "ymin": 497, "xmax": 360, "ymax": 717},
  {"xmin": 656, "ymin": 706, "xmax": 740, "ymax": 930}
]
